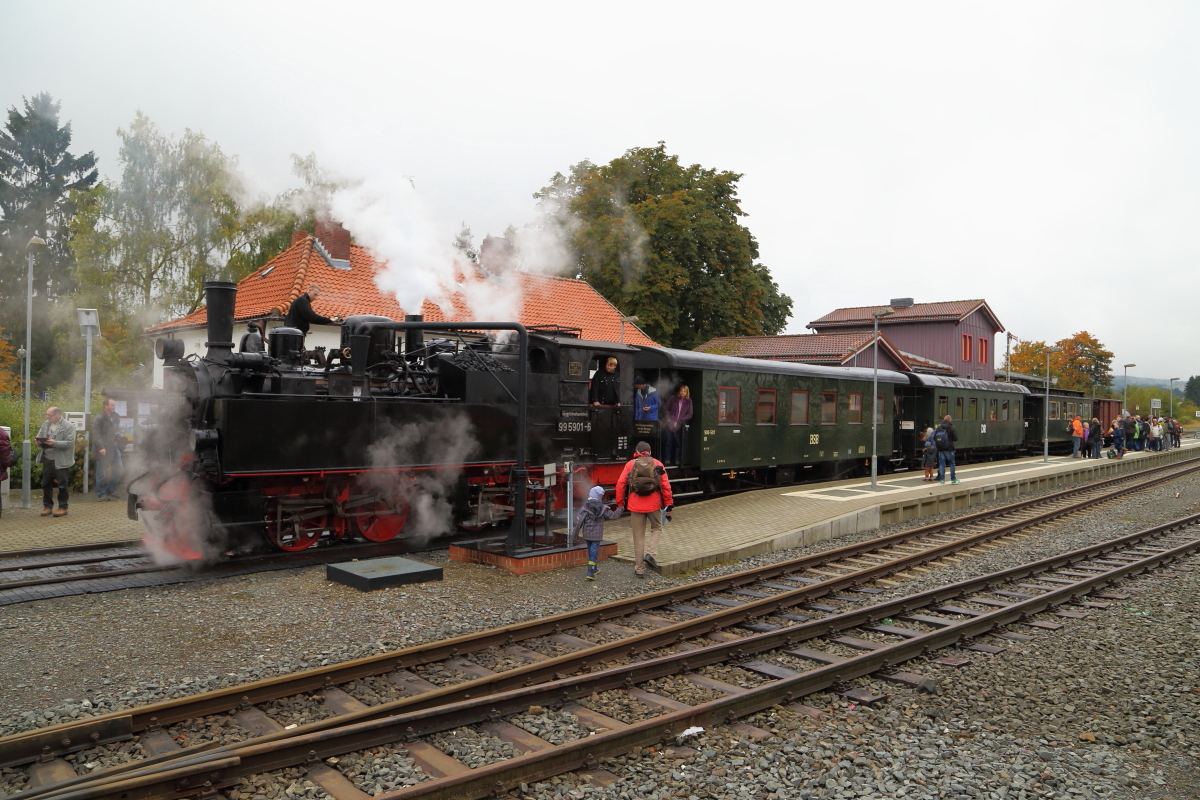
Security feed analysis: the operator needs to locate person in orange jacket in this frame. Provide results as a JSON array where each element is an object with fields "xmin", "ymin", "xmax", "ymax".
[
  {"xmin": 1069, "ymin": 415, "xmax": 1085, "ymax": 458},
  {"xmin": 614, "ymin": 441, "xmax": 673, "ymax": 577}
]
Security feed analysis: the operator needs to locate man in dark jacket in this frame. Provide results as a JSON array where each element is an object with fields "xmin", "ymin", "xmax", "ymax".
[
  {"xmin": 934, "ymin": 415, "xmax": 959, "ymax": 484},
  {"xmin": 284, "ymin": 284, "xmax": 336, "ymax": 334},
  {"xmin": 589, "ymin": 357, "xmax": 621, "ymax": 407},
  {"xmin": 1122, "ymin": 416, "xmax": 1138, "ymax": 451},
  {"xmin": 93, "ymin": 397, "xmax": 123, "ymax": 500}
]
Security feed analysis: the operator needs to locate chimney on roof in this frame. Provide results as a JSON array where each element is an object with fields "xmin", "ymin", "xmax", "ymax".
[
  {"xmin": 890, "ymin": 298, "xmax": 914, "ymax": 308},
  {"xmin": 314, "ymin": 217, "xmax": 351, "ymax": 261},
  {"xmin": 290, "ymin": 230, "xmax": 309, "ymax": 247}
]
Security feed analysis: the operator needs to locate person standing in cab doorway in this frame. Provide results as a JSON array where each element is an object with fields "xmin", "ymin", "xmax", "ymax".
[
  {"xmin": 662, "ymin": 385, "xmax": 692, "ymax": 465},
  {"xmin": 589, "ymin": 357, "xmax": 620, "ymax": 406},
  {"xmin": 633, "ymin": 376, "xmax": 659, "ymax": 420},
  {"xmin": 615, "ymin": 441, "xmax": 673, "ymax": 577}
]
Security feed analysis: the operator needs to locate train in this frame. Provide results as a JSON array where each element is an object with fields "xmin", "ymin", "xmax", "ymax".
[{"xmin": 130, "ymin": 281, "xmax": 1119, "ymax": 558}]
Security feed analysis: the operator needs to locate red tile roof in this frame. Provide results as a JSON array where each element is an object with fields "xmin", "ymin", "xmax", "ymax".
[
  {"xmin": 807, "ymin": 300, "xmax": 1004, "ymax": 332},
  {"xmin": 146, "ymin": 236, "xmax": 658, "ymax": 347},
  {"xmin": 696, "ymin": 332, "xmax": 910, "ymax": 370}
]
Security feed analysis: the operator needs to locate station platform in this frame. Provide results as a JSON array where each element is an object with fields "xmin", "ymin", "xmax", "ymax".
[
  {"xmin": 603, "ymin": 440, "xmax": 1200, "ymax": 576},
  {"xmin": 3, "ymin": 442, "xmax": 1197, "ymax": 572}
]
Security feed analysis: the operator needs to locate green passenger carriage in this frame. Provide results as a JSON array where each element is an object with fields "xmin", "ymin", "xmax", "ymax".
[
  {"xmin": 896, "ymin": 375, "xmax": 1030, "ymax": 456},
  {"xmin": 633, "ymin": 348, "xmax": 910, "ymax": 491}
]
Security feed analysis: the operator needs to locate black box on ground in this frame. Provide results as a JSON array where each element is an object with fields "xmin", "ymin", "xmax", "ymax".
[{"xmin": 326, "ymin": 556, "xmax": 443, "ymax": 591}]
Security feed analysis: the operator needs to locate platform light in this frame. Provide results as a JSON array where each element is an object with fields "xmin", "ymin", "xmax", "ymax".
[
  {"xmin": 1122, "ymin": 363, "xmax": 1136, "ymax": 416},
  {"xmin": 1044, "ymin": 347, "xmax": 1063, "ymax": 463},
  {"xmin": 870, "ymin": 307, "xmax": 895, "ymax": 488}
]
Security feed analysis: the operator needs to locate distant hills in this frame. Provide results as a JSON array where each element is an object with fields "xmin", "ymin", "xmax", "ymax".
[{"xmin": 1112, "ymin": 376, "xmax": 1188, "ymax": 393}]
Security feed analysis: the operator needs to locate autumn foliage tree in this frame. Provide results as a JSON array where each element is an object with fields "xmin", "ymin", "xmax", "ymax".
[
  {"xmin": 535, "ymin": 143, "xmax": 792, "ymax": 349},
  {"xmin": 1007, "ymin": 331, "xmax": 1114, "ymax": 394}
]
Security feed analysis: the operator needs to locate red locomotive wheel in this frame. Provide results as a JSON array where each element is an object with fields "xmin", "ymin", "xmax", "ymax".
[
  {"xmin": 355, "ymin": 501, "xmax": 409, "ymax": 542},
  {"xmin": 264, "ymin": 513, "xmax": 327, "ymax": 552}
]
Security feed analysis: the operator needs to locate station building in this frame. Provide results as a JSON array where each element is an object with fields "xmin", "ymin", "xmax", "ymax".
[{"xmin": 697, "ymin": 299, "xmax": 1006, "ymax": 380}]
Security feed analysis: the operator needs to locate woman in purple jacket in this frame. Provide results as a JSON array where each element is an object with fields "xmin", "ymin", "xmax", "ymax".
[{"xmin": 662, "ymin": 385, "xmax": 693, "ymax": 465}]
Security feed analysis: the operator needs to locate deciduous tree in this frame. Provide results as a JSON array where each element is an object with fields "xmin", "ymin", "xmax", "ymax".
[
  {"xmin": 535, "ymin": 143, "xmax": 793, "ymax": 349},
  {"xmin": 1007, "ymin": 332, "xmax": 1113, "ymax": 394}
]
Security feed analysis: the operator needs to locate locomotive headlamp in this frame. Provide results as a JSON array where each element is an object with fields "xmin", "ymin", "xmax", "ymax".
[{"xmin": 189, "ymin": 429, "xmax": 219, "ymax": 451}]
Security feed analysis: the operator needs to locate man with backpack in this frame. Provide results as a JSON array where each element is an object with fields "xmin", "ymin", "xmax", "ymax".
[
  {"xmin": 615, "ymin": 441, "xmax": 673, "ymax": 578},
  {"xmin": 933, "ymin": 415, "xmax": 959, "ymax": 484}
]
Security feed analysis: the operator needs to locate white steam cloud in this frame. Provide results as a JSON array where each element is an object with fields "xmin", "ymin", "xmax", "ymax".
[{"xmin": 362, "ymin": 412, "xmax": 481, "ymax": 546}]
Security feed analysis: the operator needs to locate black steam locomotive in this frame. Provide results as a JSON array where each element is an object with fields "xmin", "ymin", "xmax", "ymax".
[{"xmin": 133, "ymin": 282, "xmax": 640, "ymax": 558}]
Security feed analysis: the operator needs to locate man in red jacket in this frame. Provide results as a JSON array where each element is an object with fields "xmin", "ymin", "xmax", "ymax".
[{"xmin": 615, "ymin": 441, "xmax": 673, "ymax": 577}]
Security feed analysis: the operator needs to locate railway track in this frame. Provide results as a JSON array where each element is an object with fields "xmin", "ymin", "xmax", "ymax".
[
  {"xmin": 8, "ymin": 510, "xmax": 1199, "ymax": 800},
  {"xmin": 0, "ymin": 538, "xmax": 452, "ymax": 607},
  {"xmin": 1, "ymin": 456, "xmax": 1198, "ymax": 799}
]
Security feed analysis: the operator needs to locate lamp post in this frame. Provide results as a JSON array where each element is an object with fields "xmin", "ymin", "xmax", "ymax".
[
  {"xmin": 1005, "ymin": 332, "xmax": 1017, "ymax": 383},
  {"xmin": 618, "ymin": 315, "xmax": 639, "ymax": 346},
  {"xmin": 21, "ymin": 237, "xmax": 45, "ymax": 509},
  {"xmin": 77, "ymin": 309, "xmax": 100, "ymax": 494},
  {"xmin": 870, "ymin": 307, "xmax": 895, "ymax": 488},
  {"xmin": 1123, "ymin": 363, "xmax": 1136, "ymax": 416},
  {"xmin": 1043, "ymin": 346, "xmax": 1062, "ymax": 463},
  {"xmin": 1169, "ymin": 377, "xmax": 1180, "ymax": 420}
]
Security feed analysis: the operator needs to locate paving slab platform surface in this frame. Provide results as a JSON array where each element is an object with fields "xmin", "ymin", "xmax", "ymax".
[
  {"xmin": 3, "ymin": 442, "xmax": 1197, "ymax": 576},
  {"xmin": 602, "ymin": 441, "xmax": 1200, "ymax": 576}
]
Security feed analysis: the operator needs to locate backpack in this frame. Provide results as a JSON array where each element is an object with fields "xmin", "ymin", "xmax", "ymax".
[
  {"xmin": 629, "ymin": 456, "xmax": 661, "ymax": 496},
  {"xmin": 933, "ymin": 428, "xmax": 950, "ymax": 452}
]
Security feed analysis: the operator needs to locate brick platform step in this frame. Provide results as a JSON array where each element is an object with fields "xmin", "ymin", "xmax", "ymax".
[{"xmin": 449, "ymin": 540, "xmax": 617, "ymax": 575}]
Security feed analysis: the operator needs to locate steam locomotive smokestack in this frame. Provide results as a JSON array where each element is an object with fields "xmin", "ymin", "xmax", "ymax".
[
  {"xmin": 404, "ymin": 314, "xmax": 423, "ymax": 360},
  {"xmin": 205, "ymin": 281, "xmax": 238, "ymax": 363}
]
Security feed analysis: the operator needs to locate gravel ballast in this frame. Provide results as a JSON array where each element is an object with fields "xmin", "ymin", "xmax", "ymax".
[{"xmin": 0, "ymin": 471, "xmax": 1197, "ymax": 800}]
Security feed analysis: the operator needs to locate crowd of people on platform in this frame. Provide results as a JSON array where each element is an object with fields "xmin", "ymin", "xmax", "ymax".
[{"xmin": 1103, "ymin": 414, "xmax": 1184, "ymax": 459}]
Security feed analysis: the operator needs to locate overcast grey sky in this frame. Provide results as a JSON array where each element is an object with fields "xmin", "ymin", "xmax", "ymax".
[{"xmin": 3, "ymin": 1, "xmax": 1196, "ymax": 378}]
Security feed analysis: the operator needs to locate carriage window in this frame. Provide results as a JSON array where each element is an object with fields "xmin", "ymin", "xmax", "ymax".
[
  {"xmin": 1050, "ymin": 401, "xmax": 1060, "ymax": 420},
  {"xmin": 717, "ymin": 387, "xmax": 740, "ymax": 424},
  {"xmin": 938, "ymin": 395, "xmax": 948, "ymax": 418},
  {"xmin": 989, "ymin": 399, "xmax": 998, "ymax": 420},
  {"xmin": 848, "ymin": 393, "xmax": 863, "ymax": 424},
  {"xmin": 756, "ymin": 389, "xmax": 777, "ymax": 424},
  {"xmin": 1001, "ymin": 399, "xmax": 1009, "ymax": 420},
  {"xmin": 821, "ymin": 392, "xmax": 837, "ymax": 424},
  {"xmin": 1013, "ymin": 400, "xmax": 1021, "ymax": 419},
  {"xmin": 876, "ymin": 394, "xmax": 886, "ymax": 423},
  {"xmin": 955, "ymin": 397, "xmax": 964, "ymax": 420},
  {"xmin": 968, "ymin": 398, "xmax": 978, "ymax": 421},
  {"xmin": 790, "ymin": 390, "xmax": 809, "ymax": 424}
]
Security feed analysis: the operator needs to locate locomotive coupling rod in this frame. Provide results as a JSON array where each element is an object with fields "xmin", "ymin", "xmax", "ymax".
[{"xmin": 350, "ymin": 320, "xmax": 531, "ymax": 553}]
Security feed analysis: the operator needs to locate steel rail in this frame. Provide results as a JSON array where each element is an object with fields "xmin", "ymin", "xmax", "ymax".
[
  {"xmin": 29, "ymin": 513, "xmax": 1200, "ymax": 800},
  {"xmin": 2, "ymin": 455, "xmax": 1196, "ymax": 773}
]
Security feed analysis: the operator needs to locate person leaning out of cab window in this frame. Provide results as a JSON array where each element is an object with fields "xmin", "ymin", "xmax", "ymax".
[{"xmin": 590, "ymin": 357, "xmax": 620, "ymax": 407}]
